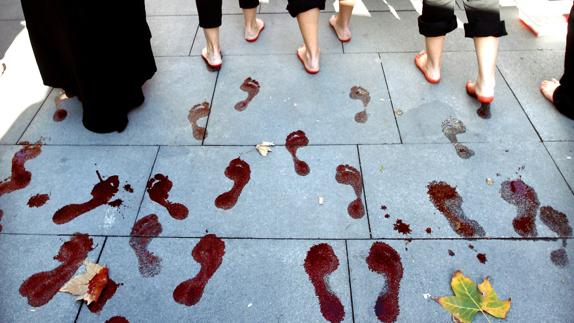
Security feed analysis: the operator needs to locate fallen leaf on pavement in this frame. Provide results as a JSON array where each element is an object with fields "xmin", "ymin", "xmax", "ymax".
[{"xmin": 60, "ymin": 261, "xmax": 109, "ymax": 304}]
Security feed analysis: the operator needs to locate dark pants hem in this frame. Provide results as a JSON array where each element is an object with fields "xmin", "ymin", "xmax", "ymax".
[
  {"xmin": 197, "ymin": 0, "xmax": 259, "ymax": 28},
  {"xmin": 287, "ymin": 0, "xmax": 325, "ymax": 18}
]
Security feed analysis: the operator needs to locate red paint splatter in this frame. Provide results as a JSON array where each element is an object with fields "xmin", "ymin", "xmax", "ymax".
[
  {"xmin": 304, "ymin": 243, "xmax": 345, "ymax": 323},
  {"xmin": 87, "ymin": 267, "xmax": 109, "ymax": 304},
  {"xmin": 234, "ymin": 77, "xmax": 260, "ymax": 111},
  {"xmin": 147, "ymin": 174, "xmax": 188, "ymax": 220},
  {"xmin": 188, "ymin": 102, "xmax": 210, "ymax": 140},
  {"xmin": 124, "ymin": 184, "xmax": 134, "ymax": 193},
  {"xmin": 0, "ymin": 142, "xmax": 42, "ymax": 197},
  {"xmin": 366, "ymin": 242, "xmax": 403, "ymax": 323},
  {"xmin": 448, "ymin": 249, "xmax": 455, "ymax": 256},
  {"xmin": 285, "ymin": 130, "xmax": 310, "ymax": 176},
  {"xmin": 500, "ymin": 179, "xmax": 539, "ymax": 237},
  {"xmin": 393, "ymin": 219, "xmax": 411, "ymax": 235},
  {"xmin": 173, "ymin": 234, "xmax": 225, "ymax": 306},
  {"xmin": 108, "ymin": 199, "xmax": 123, "ymax": 208},
  {"xmin": 540, "ymin": 206, "xmax": 572, "ymax": 237},
  {"xmin": 381, "ymin": 205, "xmax": 387, "ymax": 210},
  {"xmin": 427, "ymin": 181, "xmax": 485, "ymax": 237},
  {"xmin": 468, "ymin": 244, "xmax": 474, "ymax": 250},
  {"xmin": 88, "ymin": 278, "xmax": 120, "ymax": 313},
  {"xmin": 477, "ymin": 253, "xmax": 487, "ymax": 264},
  {"xmin": 215, "ymin": 158, "xmax": 251, "ymax": 210},
  {"xmin": 335, "ymin": 164, "xmax": 365, "ymax": 219},
  {"xmin": 53, "ymin": 109, "xmax": 68, "ymax": 122},
  {"xmin": 106, "ymin": 316, "xmax": 129, "ymax": 323},
  {"xmin": 130, "ymin": 214, "xmax": 163, "ymax": 277},
  {"xmin": 19, "ymin": 234, "xmax": 93, "ymax": 307},
  {"xmin": 425, "ymin": 227, "xmax": 432, "ymax": 234},
  {"xmin": 53, "ymin": 171, "xmax": 119, "ymax": 224},
  {"xmin": 384, "ymin": 214, "xmax": 390, "ymax": 219},
  {"xmin": 27, "ymin": 193, "xmax": 50, "ymax": 208}
]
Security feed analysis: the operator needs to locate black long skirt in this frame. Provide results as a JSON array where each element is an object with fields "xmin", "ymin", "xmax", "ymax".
[{"xmin": 21, "ymin": 0, "xmax": 157, "ymax": 133}]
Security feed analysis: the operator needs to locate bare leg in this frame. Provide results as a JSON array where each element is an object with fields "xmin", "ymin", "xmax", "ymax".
[
  {"xmin": 243, "ymin": 8, "xmax": 264, "ymax": 40},
  {"xmin": 296, "ymin": 8, "xmax": 321, "ymax": 72},
  {"xmin": 202, "ymin": 28, "xmax": 222, "ymax": 65},
  {"xmin": 470, "ymin": 36, "xmax": 499, "ymax": 98},
  {"xmin": 540, "ymin": 78, "xmax": 560, "ymax": 103},
  {"xmin": 329, "ymin": 2, "xmax": 353, "ymax": 41},
  {"xmin": 418, "ymin": 36, "xmax": 444, "ymax": 81}
]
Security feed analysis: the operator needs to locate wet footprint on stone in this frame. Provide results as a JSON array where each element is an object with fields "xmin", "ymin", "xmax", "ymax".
[
  {"xmin": 335, "ymin": 164, "xmax": 365, "ymax": 219},
  {"xmin": 540, "ymin": 206, "xmax": 572, "ymax": 267},
  {"xmin": 234, "ymin": 77, "xmax": 260, "ymax": 112},
  {"xmin": 130, "ymin": 214, "xmax": 163, "ymax": 277},
  {"xmin": 441, "ymin": 117, "xmax": 474, "ymax": 159},
  {"xmin": 285, "ymin": 130, "xmax": 310, "ymax": 176},
  {"xmin": 188, "ymin": 102, "xmax": 210, "ymax": 141},
  {"xmin": 500, "ymin": 179, "xmax": 539, "ymax": 237},
  {"xmin": 215, "ymin": 158, "xmax": 251, "ymax": 210},
  {"xmin": 350, "ymin": 86, "xmax": 371, "ymax": 123},
  {"xmin": 147, "ymin": 174, "xmax": 189, "ymax": 220}
]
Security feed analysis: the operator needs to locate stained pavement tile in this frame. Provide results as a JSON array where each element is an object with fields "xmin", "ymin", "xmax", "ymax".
[
  {"xmin": 191, "ymin": 13, "xmax": 343, "ymax": 55},
  {"xmin": 381, "ymin": 52, "xmax": 540, "ymax": 144},
  {"xmin": 0, "ymin": 145, "xmax": 157, "ymax": 235},
  {"xmin": 204, "ymin": 54, "xmax": 399, "ymax": 145},
  {"xmin": 20, "ymin": 58, "xmax": 216, "ymax": 145},
  {"xmin": 497, "ymin": 50, "xmax": 573, "ymax": 141},
  {"xmin": 147, "ymin": 16, "xmax": 198, "ymax": 56},
  {"xmin": 0, "ymin": 0, "xmax": 24, "ymax": 20},
  {"xmin": 76, "ymin": 237, "xmax": 352, "ymax": 322},
  {"xmin": 499, "ymin": 7, "xmax": 567, "ymax": 51},
  {"xmin": 545, "ymin": 142, "xmax": 574, "ymax": 191},
  {"xmin": 0, "ymin": 234, "xmax": 105, "ymax": 323},
  {"xmin": 260, "ymin": 0, "xmax": 419, "ymax": 14},
  {"xmin": 347, "ymin": 239, "xmax": 574, "ymax": 323},
  {"xmin": 137, "ymin": 146, "xmax": 370, "ymax": 239},
  {"xmin": 359, "ymin": 143, "xmax": 574, "ymax": 238}
]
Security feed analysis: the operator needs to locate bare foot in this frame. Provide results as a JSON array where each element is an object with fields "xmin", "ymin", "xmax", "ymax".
[
  {"xmin": 329, "ymin": 15, "xmax": 351, "ymax": 42},
  {"xmin": 540, "ymin": 79, "xmax": 560, "ymax": 104},
  {"xmin": 297, "ymin": 46, "xmax": 320, "ymax": 73},
  {"xmin": 468, "ymin": 78, "xmax": 495, "ymax": 99},
  {"xmin": 201, "ymin": 47, "xmax": 222, "ymax": 67},
  {"xmin": 415, "ymin": 51, "xmax": 441, "ymax": 82},
  {"xmin": 245, "ymin": 18, "xmax": 264, "ymax": 41}
]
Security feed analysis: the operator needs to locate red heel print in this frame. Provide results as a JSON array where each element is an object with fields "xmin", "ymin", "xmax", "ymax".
[
  {"xmin": 540, "ymin": 206, "xmax": 572, "ymax": 267},
  {"xmin": 286, "ymin": 130, "xmax": 310, "ymax": 176},
  {"xmin": 53, "ymin": 171, "xmax": 120, "ymax": 224},
  {"xmin": 441, "ymin": 117, "xmax": 474, "ymax": 159},
  {"xmin": 304, "ymin": 243, "xmax": 345, "ymax": 323},
  {"xmin": 0, "ymin": 142, "xmax": 42, "ymax": 197},
  {"xmin": 130, "ymin": 214, "xmax": 163, "ymax": 277},
  {"xmin": 366, "ymin": 242, "xmax": 404, "ymax": 323},
  {"xmin": 173, "ymin": 234, "xmax": 225, "ymax": 306},
  {"xmin": 427, "ymin": 181, "xmax": 485, "ymax": 238},
  {"xmin": 19, "ymin": 234, "xmax": 93, "ymax": 307},
  {"xmin": 53, "ymin": 90, "xmax": 69, "ymax": 122},
  {"xmin": 500, "ymin": 179, "xmax": 539, "ymax": 237},
  {"xmin": 147, "ymin": 174, "xmax": 189, "ymax": 220},
  {"xmin": 335, "ymin": 164, "xmax": 365, "ymax": 219},
  {"xmin": 234, "ymin": 77, "xmax": 260, "ymax": 112},
  {"xmin": 188, "ymin": 102, "xmax": 210, "ymax": 141},
  {"xmin": 350, "ymin": 86, "xmax": 371, "ymax": 123},
  {"xmin": 28, "ymin": 193, "xmax": 50, "ymax": 208},
  {"xmin": 106, "ymin": 316, "xmax": 129, "ymax": 323},
  {"xmin": 215, "ymin": 158, "xmax": 251, "ymax": 210}
]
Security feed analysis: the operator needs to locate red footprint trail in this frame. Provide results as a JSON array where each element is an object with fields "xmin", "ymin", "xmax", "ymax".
[
  {"xmin": 53, "ymin": 171, "xmax": 120, "ymax": 225},
  {"xmin": 336, "ymin": 164, "xmax": 365, "ymax": 219},
  {"xmin": 350, "ymin": 86, "xmax": 371, "ymax": 123},
  {"xmin": 0, "ymin": 142, "xmax": 42, "ymax": 197},
  {"xmin": 427, "ymin": 181, "xmax": 486, "ymax": 238},
  {"xmin": 19, "ymin": 234, "xmax": 93, "ymax": 307},
  {"xmin": 500, "ymin": 179, "xmax": 540, "ymax": 237},
  {"xmin": 88, "ymin": 278, "xmax": 120, "ymax": 313},
  {"xmin": 147, "ymin": 174, "xmax": 189, "ymax": 220},
  {"xmin": 27, "ymin": 193, "xmax": 50, "ymax": 208},
  {"xmin": 188, "ymin": 102, "xmax": 210, "ymax": 140},
  {"xmin": 366, "ymin": 242, "xmax": 404, "ymax": 323},
  {"xmin": 130, "ymin": 214, "xmax": 163, "ymax": 277},
  {"xmin": 106, "ymin": 316, "xmax": 129, "ymax": 323},
  {"xmin": 304, "ymin": 243, "xmax": 345, "ymax": 323},
  {"xmin": 540, "ymin": 206, "xmax": 572, "ymax": 267},
  {"xmin": 285, "ymin": 130, "xmax": 310, "ymax": 176},
  {"xmin": 173, "ymin": 234, "xmax": 225, "ymax": 306},
  {"xmin": 215, "ymin": 158, "xmax": 251, "ymax": 210},
  {"xmin": 234, "ymin": 77, "xmax": 260, "ymax": 111}
]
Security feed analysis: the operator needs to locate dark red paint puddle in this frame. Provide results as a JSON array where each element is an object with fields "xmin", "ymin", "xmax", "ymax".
[
  {"xmin": 500, "ymin": 179, "xmax": 539, "ymax": 237},
  {"xmin": 393, "ymin": 219, "xmax": 411, "ymax": 235},
  {"xmin": 130, "ymin": 214, "xmax": 163, "ymax": 277},
  {"xmin": 304, "ymin": 243, "xmax": 345, "ymax": 323},
  {"xmin": 173, "ymin": 234, "xmax": 225, "ymax": 306},
  {"xmin": 53, "ymin": 171, "xmax": 120, "ymax": 224},
  {"xmin": 215, "ymin": 158, "xmax": 251, "ymax": 210},
  {"xmin": 350, "ymin": 86, "xmax": 371, "ymax": 123},
  {"xmin": 234, "ymin": 77, "xmax": 260, "ymax": 111},
  {"xmin": 106, "ymin": 316, "xmax": 129, "ymax": 323},
  {"xmin": 19, "ymin": 234, "xmax": 93, "ymax": 307},
  {"xmin": 108, "ymin": 199, "xmax": 123, "ymax": 208},
  {"xmin": 285, "ymin": 130, "xmax": 310, "ymax": 176},
  {"xmin": 448, "ymin": 249, "xmax": 455, "ymax": 257},
  {"xmin": 335, "ymin": 164, "xmax": 365, "ymax": 219},
  {"xmin": 88, "ymin": 278, "xmax": 120, "ymax": 313},
  {"xmin": 188, "ymin": 102, "xmax": 210, "ymax": 140},
  {"xmin": 441, "ymin": 117, "xmax": 474, "ymax": 159},
  {"xmin": 425, "ymin": 227, "xmax": 432, "ymax": 234},
  {"xmin": 366, "ymin": 242, "xmax": 403, "ymax": 323},
  {"xmin": 476, "ymin": 104, "xmax": 491, "ymax": 119},
  {"xmin": 147, "ymin": 174, "xmax": 188, "ymax": 220},
  {"xmin": 427, "ymin": 181, "xmax": 485, "ymax": 237},
  {"xmin": 477, "ymin": 253, "xmax": 487, "ymax": 264},
  {"xmin": 124, "ymin": 184, "xmax": 133, "ymax": 193},
  {"xmin": 27, "ymin": 193, "xmax": 49, "ymax": 208},
  {"xmin": 540, "ymin": 206, "xmax": 571, "ymax": 267},
  {"xmin": 0, "ymin": 142, "xmax": 42, "ymax": 197}
]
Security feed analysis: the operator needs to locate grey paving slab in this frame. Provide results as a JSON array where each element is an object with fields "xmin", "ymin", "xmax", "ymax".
[
  {"xmin": 347, "ymin": 239, "xmax": 574, "ymax": 323},
  {"xmin": 0, "ymin": 145, "xmax": 157, "ymax": 235},
  {"xmin": 0, "ymin": 0, "xmax": 23, "ymax": 20},
  {"xmin": 381, "ymin": 52, "xmax": 540, "ymax": 144},
  {"xmin": 0, "ymin": 234, "xmax": 104, "ymax": 323},
  {"xmin": 147, "ymin": 16, "xmax": 198, "ymax": 56},
  {"xmin": 137, "ymin": 146, "xmax": 370, "ymax": 238},
  {"xmin": 77, "ymin": 237, "xmax": 352, "ymax": 323},
  {"xmin": 0, "ymin": 20, "xmax": 23, "ymax": 59},
  {"xmin": 499, "ymin": 7, "xmax": 567, "ymax": 51},
  {"xmin": 20, "ymin": 57, "xmax": 217, "ymax": 145},
  {"xmin": 545, "ymin": 142, "xmax": 574, "ymax": 191},
  {"xmin": 145, "ymin": 0, "xmax": 245, "ymax": 16},
  {"xmin": 204, "ymin": 53, "xmax": 399, "ymax": 145},
  {"xmin": 260, "ymin": 0, "xmax": 419, "ymax": 14},
  {"xmin": 191, "ymin": 13, "xmax": 343, "ymax": 55},
  {"xmin": 497, "ymin": 50, "xmax": 574, "ymax": 141},
  {"xmin": 359, "ymin": 142, "xmax": 574, "ymax": 238}
]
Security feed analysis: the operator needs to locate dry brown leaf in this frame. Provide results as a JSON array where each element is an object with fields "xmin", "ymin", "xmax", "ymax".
[{"xmin": 60, "ymin": 260, "xmax": 109, "ymax": 304}]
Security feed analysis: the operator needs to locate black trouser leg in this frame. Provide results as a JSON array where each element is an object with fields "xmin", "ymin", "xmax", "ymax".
[
  {"xmin": 553, "ymin": 4, "xmax": 574, "ymax": 117},
  {"xmin": 286, "ymin": 0, "xmax": 326, "ymax": 18},
  {"xmin": 197, "ymin": 0, "xmax": 223, "ymax": 28}
]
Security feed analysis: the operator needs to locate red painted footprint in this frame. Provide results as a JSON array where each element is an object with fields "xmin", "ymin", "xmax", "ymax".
[
  {"xmin": 366, "ymin": 242, "xmax": 404, "ymax": 323},
  {"xmin": 540, "ymin": 206, "xmax": 572, "ymax": 267},
  {"xmin": 106, "ymin": 316, "xmax": 129, "ymax": 323},
  {"xmin": 285, "ymin": 130, "xmax": 310, "ymax": 176},
  {"xmin": 427, "ymin": 181, "xmax": 486, "ymax": 238},
  {"xmin": 500, "ymin": 179, "xmax": 539, "ymax": 237},
  {"xmin": 336, "ymin": 164, "xmax": 365, "ymax": 219},
  {"xmin": 53, "ymin": 171, "xmax": 120, "ymax": 225},
  {"xmin": 188, "ymin": 102, "xmax": 210, "ymax": 141},
  {"xmin": 173, "ymin": 234, "xmax": 225, "ymax": 306},
  {"xmin": 130, "ymin": 214, "xmax": 163, "ymax": 277},
  {"xmin": 215, "ymin": 158, "xmax": 251, "ymax": 210},
  {"xmin": 0, "ymin": 142, "xmax": 42, "ymax": 197},
  {"xmin": 147, "ymin": 174, "xmax": 189, "ymax": 220},
  {"xmin": 350, "ymin": 86, "xmax": 371, "ymax": 123},
  {"xmin": 19, "ymin": 234, "xmax": 93, "ymax": 307},
  {"xmin": 234, "ymin": 77, "xmax": 260, "ymax": 111},
  {"xmin": 304, "ymin": 243, "xmax": 345, "ymax": 323}
]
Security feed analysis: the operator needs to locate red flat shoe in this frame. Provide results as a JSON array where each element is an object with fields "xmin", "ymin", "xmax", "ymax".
[
  {"xmin": 465, "ymin": 80, "xmax": 494, "ymax": 104},
  {"xmin": 329, "ymin": 20, "xmax": 351, "ymax": 43},
  {"xmin": 245, "ymin": 22, "xmax": 265, "ymax": 43},
  {"xmin": 414, "ymin": 51, "xmax": 440, "ymax": 84},
  {"xmin": 201, "ymin": 51, "xmax": 222, "ymax": 71},
  {"xmin": 296, "ymin": 49, "xmax": 319, "ymax": 75}
]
